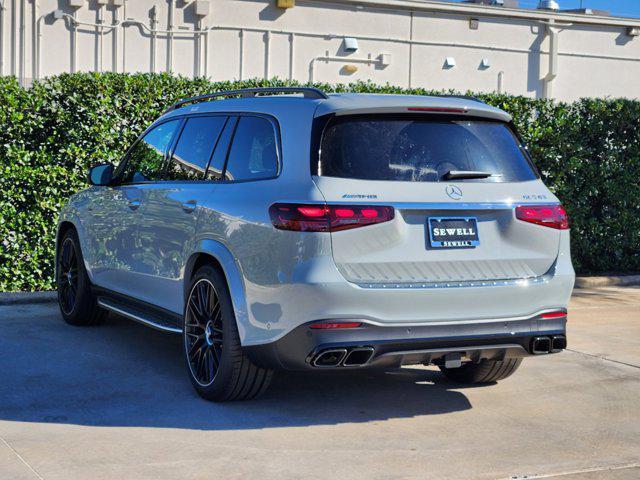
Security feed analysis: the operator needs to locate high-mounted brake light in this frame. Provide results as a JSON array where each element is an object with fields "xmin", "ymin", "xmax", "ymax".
[
  {"xmin": 515, "ymin": 205, "xmax": 569, "ymax": 230},
  {"xmin": 309, "ymin": 322, "xmax": 363, "ymax": 329},
  {"xmin": 541, "ymin": 311, "xmax": 567, "ymax": 320},
  {"xmin": 407, "ymin": 107, "xmax": 467, "ymax": 113},
  {"xmin": 269, "ymin": 203, "xmax": 394, "ymax": 232}
]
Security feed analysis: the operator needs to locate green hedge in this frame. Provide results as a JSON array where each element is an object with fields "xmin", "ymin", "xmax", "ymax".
[{"xmin": 1, "ymin": 73, "xmax": 639, "ymax": 291}]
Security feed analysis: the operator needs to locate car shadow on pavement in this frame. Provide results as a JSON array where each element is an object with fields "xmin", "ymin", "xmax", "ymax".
[{"xmin": 0, "ymin": 308, "xmax": 479, "ymax": 431}]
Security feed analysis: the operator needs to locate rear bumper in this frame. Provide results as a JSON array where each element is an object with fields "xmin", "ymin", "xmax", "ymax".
[
  {"xmin": 244, "ymin": 310, "xmax": 567, "ymax": 371},
  {"xmin": 240, "ymin": 232, "xmax": 575, "ymax": 346}
]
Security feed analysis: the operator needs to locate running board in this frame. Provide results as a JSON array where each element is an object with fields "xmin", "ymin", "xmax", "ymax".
[{"xmin": 97, "ymin": 298, "xmax": 182, "ymax": 334}]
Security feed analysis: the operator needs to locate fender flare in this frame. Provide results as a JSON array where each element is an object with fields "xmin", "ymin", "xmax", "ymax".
[
  {"xmin": 56, "ymin": 211, "xmax": 95, "ymax": 283},
  {"xmin": 184, "ymin": 240, "xmax": 250, "ymax": 343}
]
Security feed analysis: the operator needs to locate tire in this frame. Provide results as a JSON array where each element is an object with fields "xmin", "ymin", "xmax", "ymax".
[
  {"xmin": 56, "ymin": 229, "xmax": 107, "ymax": 326},
  {"xmin": 183, "ymin": 265, "xmax": 273, "ymax": 401},
  {"xmin": 439, "ymin": 358, "xmax": 522, "ymax": 384}
]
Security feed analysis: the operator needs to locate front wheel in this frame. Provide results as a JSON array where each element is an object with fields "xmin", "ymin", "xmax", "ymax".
[
  {"xmin": 439, "ymin": 358, "xmax": 522, "ymax": 384},
  {"xmin": 183, "ymin": 265, "xmax": 273, "ymax": 401}
]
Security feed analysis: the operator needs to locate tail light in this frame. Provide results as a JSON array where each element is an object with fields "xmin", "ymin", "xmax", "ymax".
[
  {"xmin": 515, "ymin": 205, "xmax": 569, "ymax": 230},
  {"xmin": 269, "ymin": 203, "xmax": 394, "ymax": 232},
  {"xmin": 541, "ymin": 310, "xmax": 567, "ymax": 319}
]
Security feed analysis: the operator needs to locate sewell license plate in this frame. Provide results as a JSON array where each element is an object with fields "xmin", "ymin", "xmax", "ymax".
[{"xmin": 428, "ymin": 217, "xmax": 480, "ymax": 249}]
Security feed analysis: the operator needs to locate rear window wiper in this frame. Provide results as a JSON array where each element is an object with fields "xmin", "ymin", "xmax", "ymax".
[{"xmin": 442, "ymin": 170, "xmax": 494, "ymax": 180}]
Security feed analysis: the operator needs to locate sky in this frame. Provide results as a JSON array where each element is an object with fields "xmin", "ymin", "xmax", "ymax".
[{"xmin": 451, "ymin": 1, "xmax": 640, "ymax": 18}]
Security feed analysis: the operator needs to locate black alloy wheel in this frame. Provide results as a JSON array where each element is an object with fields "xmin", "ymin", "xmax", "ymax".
[
  {"xmin": 58, "ymin": 237, "xmax": 79, "ymax": 315},
  {"xmin": 183, "ymin": 266, "xmax": 273, "ymax": 401},
  {"xmin": 184, "ymin": 278, "xmax": 224, "ymax": 386}
]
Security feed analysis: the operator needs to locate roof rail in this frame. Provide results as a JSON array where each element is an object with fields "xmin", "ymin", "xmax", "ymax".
[{"xmin": 165, "ymin": 87, "xmax": 328, "ymax": 113}]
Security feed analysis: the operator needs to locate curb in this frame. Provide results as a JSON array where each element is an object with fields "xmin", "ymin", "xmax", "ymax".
[
  {"xmin": 574, "ymin": 275, "xmax": 640, "ymax": 289},
  {"xmin": 0, "ymin": 291, "xmax": 57, "ymax": 306}
]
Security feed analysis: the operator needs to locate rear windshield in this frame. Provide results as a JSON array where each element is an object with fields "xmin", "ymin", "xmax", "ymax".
[{"xmin": 318, "ymin": 115, "xmax": 538, "ymax": 183}]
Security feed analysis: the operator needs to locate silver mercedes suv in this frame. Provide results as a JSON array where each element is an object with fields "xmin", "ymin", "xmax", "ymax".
[{"xmin": 56, "ymin": 87, "xmax": 574, "ymax": 401}]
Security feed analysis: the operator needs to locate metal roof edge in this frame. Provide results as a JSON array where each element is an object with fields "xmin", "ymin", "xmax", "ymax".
[{"xmin": 314, "ymin": 0, "xmax": 640, "ymax": 28}]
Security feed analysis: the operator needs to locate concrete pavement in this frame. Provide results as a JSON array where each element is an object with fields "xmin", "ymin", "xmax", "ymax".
[{"xmin": 0, "ymin": 287, "xmax": 639, "ymax": 480}]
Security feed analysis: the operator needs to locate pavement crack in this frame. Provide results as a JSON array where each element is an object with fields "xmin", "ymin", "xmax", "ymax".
[
  {"xmin": 566, "ymin": 348, "xmax": 640, "ymax": 370},
  {"xmin": 508, "ymin": 462, "xmax": 640, "ymax": 479},
  {"xmin": 0, "ymin": 435, "xmax": 45, "ymax": 480}
]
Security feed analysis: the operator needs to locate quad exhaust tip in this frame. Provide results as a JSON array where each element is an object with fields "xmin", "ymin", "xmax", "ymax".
[
  {"xmin": 531, "ymin": 335, "xmax": 567, "ymax": 354},
  {"xmin": 551, "ymin": 335, "xmax": 567, "ymax": 352},
  {"xmin": 343, "ymin": 347, "xmax": 375, "ymax": 367},
  {"xmin": 531, "ymin": 336, "xmax": 551, "ymax": 354},
  {"xmin": 313, "ymin": 349, "xmax": 347, "ymax": 367},
  {"xmin": 312, "ymin": 347, "xmax": 374, "ymax": 367}
]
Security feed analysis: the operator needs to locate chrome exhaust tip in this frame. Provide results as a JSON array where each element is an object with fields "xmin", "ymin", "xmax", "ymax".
[
  {"xmin": 531, "ymin": 336, "xmax": 551, "ymax": 354},
  {"xmin": 343, "ymin": 347, "xmax": 374, "ymax": 367},
  {"xmin": 551, "ymin": 335, "xmax": 567, "ymax": 352},
  {"xmin": 313, "ymin": 349, "xmax": 348, "ymax": 367}
]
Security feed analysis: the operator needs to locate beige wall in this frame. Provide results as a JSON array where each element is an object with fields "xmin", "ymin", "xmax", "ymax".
[{"xmin": 1, "ymin": 0, "xmax": 639, "ymax": 101}]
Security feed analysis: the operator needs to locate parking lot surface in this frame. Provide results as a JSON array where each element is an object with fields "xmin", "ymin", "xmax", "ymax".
[{"xmin": 1, "ymin": 286, "xmax": 639, "ymax": 480}]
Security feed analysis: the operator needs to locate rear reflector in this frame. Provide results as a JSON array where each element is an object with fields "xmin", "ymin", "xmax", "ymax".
[
  {"xmin": 541, "ymin": 311, "xmax": 567, "ymax": 319},
  {"xmin": 515, "ymin": 205, "xmax": 569, "ymax": 230},
  {"xmin": 269, "ymin": 203, "xmax": 394, "ymax": 232},
  {"xmin": 309, "ymin": 322, "xmax": 363, "ymax": 329}
]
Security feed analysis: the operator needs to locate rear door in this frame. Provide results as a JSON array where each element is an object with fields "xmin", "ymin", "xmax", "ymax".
[
  {"xmin": 313, "ymin": 114, "xmax": 560, "ymax": 286},
  {"xmin": 133, "ymin": 114, "xmax": 229, "ymax": 313}
]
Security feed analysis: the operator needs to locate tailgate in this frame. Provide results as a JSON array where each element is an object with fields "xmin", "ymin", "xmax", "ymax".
[{"xmin": 313, "ymin": 177, "xmax": 560, "ymax": 286}]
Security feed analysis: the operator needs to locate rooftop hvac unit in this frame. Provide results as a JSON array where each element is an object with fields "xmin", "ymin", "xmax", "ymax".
[
  {"xmin": 562, "ymin": 8, "xmax": 610, "ymax": 16},
  {"xmin": 538, "ymin": 0, "xmax": 559, "ymax": 10}
]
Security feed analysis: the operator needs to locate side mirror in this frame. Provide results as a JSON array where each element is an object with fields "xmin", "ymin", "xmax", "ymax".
[{"xmin": 88, "ymin": 163, "xmax": 114, "ymax": 186}]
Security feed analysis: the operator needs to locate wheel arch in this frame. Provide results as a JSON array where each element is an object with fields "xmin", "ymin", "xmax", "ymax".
[
  {"xmin": 55, "ymin": 221, "xmax": 78, "ymax": 277},
  {"xmin": 56, "ymin": 221, "xmax": 77, "ymax": 244},
  {"xmin": 184, "ymin": 241, "xmax": 250, "ymax": 344}
]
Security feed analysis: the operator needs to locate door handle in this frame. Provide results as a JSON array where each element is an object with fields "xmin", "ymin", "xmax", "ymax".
[
  {"xmin": 182, "ymin": 200, "xmax": 197, "ymax": 213},
  {"xmin": 128, "ymin": 199, "xmax": 141, "ymax": 210}
]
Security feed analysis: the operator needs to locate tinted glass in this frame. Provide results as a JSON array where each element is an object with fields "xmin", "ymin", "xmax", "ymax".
[
  {"xmin": 205, "ymin": 117, "xmax": 237, "ymax": 181},
  {"xmin": 224, "ymin": 116, "xmax": 278, "ymax": 182},
  {"xmin": 166, "ymin": 116, "xmax": 227, "ymax": 181},
  {"xmin": 121, "ymin": 120, "xmax": 180, "ymax": 183},
  {"xmin": 319, "ymin": 116, "xmax": 537, "ymax": 183}
]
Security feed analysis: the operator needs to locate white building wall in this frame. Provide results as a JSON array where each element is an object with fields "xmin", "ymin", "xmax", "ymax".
[{"xmin": 0, "ymin": 0, "xmax": 639, "ymax": 101}]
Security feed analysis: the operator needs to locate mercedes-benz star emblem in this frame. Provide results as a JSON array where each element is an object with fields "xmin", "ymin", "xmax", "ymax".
[{"xmin": 445, "ymin": 185, "xmax": 463, "ymax": 200}]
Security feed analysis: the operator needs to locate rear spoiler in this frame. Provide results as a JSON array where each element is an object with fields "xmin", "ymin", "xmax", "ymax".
[{"xmin": 330, "ymin": 106, "xmax": 511, "ymax": 123}]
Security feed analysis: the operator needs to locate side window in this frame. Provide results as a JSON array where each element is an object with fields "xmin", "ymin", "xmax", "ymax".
[
  {"xmin": 165, "ymin": 116, "xmax": 227, "ymax": 181},
  {"xmin": 224, "ymin": 116, "xmax": 279, "ymax": 182},
  {"xmin": 121, "ymin": 120, "xmax": 180, "ymax": 183},
  {"xmin": 205, "ymin": 117, "xmax": 237, "ymax": 181}
]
